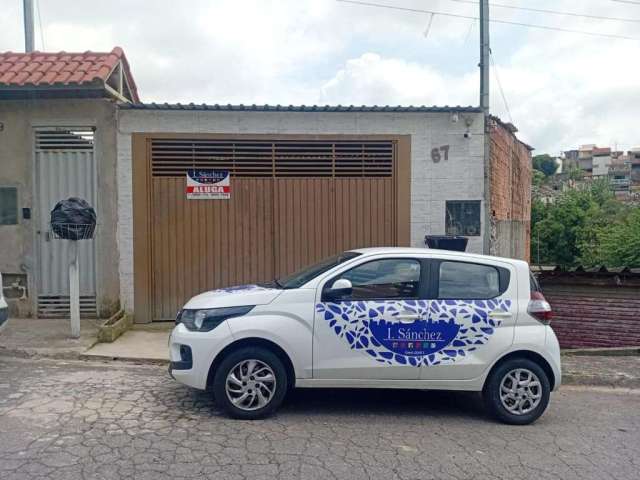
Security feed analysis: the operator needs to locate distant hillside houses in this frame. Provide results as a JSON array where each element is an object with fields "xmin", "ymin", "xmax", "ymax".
[{"xmin": 562, "ymin": 145, "xmax": 640, "ymax": 195}]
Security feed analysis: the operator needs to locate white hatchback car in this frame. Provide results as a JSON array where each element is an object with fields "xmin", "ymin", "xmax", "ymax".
[
  {"xmin": 0, "ymin": 272, "xmax": 8, "ymax": 333},
  {"xmin": 169, "ymin": 248, "xmax": 560, "ymax": 424}
]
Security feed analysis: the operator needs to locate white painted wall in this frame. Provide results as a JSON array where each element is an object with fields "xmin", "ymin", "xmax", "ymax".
[
  {"xmin": 592, "ymin": 155, "xmax": 610, "ymax": 176},
  {"xmin": 116, "ymin": 109, "xmax": 485, "ymax": 312}
]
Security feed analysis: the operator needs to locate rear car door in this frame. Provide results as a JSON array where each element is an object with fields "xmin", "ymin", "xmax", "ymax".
[
  {"xmin": 420, "ymin": 258, "xmax": 517, "ymax": 381},
  {"xmin": 313, "ymin": 257, "xmax": 427, "ymax": 380}
]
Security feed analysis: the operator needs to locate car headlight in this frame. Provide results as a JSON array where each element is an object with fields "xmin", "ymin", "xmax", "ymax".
[{"xmin": 177, "ymin": 305, "xmax": 255, "ymax": 332}]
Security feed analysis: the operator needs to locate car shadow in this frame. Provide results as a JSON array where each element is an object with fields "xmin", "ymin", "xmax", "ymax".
[{"xmin": 279, "ymin": 388, "xmax": 488, "ymax": 421}]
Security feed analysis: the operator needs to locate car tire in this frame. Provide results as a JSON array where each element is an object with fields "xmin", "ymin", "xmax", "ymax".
[
  {"xmin": 483, "ymin": 357, "xmax": 551, "ymax": 425},
  {"xmin": 213, "ymin": 346, "xmax": 288, "ymax": 420}
]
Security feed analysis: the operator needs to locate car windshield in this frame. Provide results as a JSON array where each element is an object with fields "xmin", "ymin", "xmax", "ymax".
[{"xmin": 277, "ymin": 251, "xmax": 361, "ymax": 289}]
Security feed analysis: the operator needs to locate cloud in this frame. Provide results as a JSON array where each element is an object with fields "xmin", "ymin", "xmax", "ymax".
[{"xmin": 319, "ymin": 52, "xmax": 477, "ymax": 106}]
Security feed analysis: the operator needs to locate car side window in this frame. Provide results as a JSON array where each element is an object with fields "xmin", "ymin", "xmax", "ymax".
[
  {"xmin": 335, "ymin": 258, "xmax": 421, "ymax": 300},
  {"xmin": 438, "ymin": 261, "xmax": 500, "ymax": 299}
]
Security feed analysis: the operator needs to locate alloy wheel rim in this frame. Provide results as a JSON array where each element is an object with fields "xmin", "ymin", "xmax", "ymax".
[
  {"xmin": 225, "ymin": 359, "xmax": 276, "ymax": 411},
  {"xmin": 499, "ymin": 368, "xmax": 542, "ymax": 415}
]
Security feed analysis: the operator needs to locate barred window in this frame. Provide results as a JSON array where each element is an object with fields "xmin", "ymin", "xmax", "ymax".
[
  {"xmin": 0, "ymin": 187, "xmax": 18, "ymax": 225},
  {"xmin": 445, "ymin": 200, "xmax": 481, "ymax": 236}
]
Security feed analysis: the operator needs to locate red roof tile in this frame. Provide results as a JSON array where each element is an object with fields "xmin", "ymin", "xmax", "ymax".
[
  {"xmin": 0, "ymin": 47, "xmax": 139, "ymax": 101},
  {"xmin": 592, "ymin": 147, "xmax": 611, "ymax": 155}
]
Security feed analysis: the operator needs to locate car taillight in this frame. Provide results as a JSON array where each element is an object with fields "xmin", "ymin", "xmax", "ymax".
[{"xmin": 528, "ymin": 291, "xmax": 553, "ymax": 324}]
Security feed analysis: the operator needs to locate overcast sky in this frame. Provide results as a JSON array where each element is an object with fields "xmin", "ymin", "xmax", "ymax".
[{"xmin": 1, "ymin": 0, "xmax": 639, "ymax": 154}]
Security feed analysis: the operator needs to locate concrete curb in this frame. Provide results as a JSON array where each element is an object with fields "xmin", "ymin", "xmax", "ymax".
[
  {"xmin": 78, "ymin": 353, "xmax": 169, "ymax": 365},
  {"xmin": 562, "ymin": 346, "xmax": 640, "ymax": 357}
]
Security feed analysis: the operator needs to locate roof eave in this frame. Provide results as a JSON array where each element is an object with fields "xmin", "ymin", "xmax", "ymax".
[{"xmin": 118, "ymin": 103, "xmax": 483, "ymax": 113}]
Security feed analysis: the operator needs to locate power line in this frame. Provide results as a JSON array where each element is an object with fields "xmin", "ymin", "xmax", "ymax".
[
  {"xmin": 489, "ymin": 51, "xmax": 513, "ymax": 125},
  {"xmin": 337, "ymin": 0, "xmax": 637, "ymax": 40},
  {"xmin": 611, "ymin": 0, "xmax": 640, "ymax": 5},
  {"xmin": 35, "ymin": 0, "xmax": 45, "ymax": 50},
  {"xmin": 443, "ymin": 0, "xmax": 640, "ymax": 24},
  {"xmin": 423, "ymin": 12, "xmax": 435, "ymax": 38}
]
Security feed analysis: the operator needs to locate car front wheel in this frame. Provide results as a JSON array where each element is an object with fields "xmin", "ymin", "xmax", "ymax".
[
  {"xmin": 483, "ymin": 358, "xmax": 551, "ymax": 425},
  {"xmin": 213, "ymin": 347, "xmax": 288, "ymax": 420}
]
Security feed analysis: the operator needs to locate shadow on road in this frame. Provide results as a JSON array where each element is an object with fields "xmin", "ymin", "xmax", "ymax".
[
  {"xmin": 182, "ymin": 385, "xmax": 489, "ymax": 421},
  {"xmin": 282, "ymin": 388, "xmax": 487, "ymax": 419}
]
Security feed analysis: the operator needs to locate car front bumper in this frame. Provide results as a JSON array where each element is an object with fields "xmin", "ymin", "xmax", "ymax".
[
  {"xmin": 168, "ymin": 322, "xmax": 235, "ymax": 390},
  {"xmin": 0, "ymin": 306, "xmax": 8, "ymax": 331}
]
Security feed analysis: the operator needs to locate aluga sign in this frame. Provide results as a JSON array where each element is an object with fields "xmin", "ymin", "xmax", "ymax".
[
  {"xmin": 169, "ymin": 247, "xmax": 560, "ymax": 424},
  {"xmin": 186, "ymin": 169, "xmax": 230, "ymax": 199}
]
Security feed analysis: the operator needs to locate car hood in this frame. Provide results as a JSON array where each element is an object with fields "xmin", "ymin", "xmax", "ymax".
[{"xmin": 182, "ymin": 284, "xmax": 283, "ymax": 310}]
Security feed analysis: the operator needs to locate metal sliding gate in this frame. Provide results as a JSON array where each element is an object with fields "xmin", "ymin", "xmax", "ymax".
[{"xmin": 138, "ymin": 137, "xmax": 409, "ymax": 321}]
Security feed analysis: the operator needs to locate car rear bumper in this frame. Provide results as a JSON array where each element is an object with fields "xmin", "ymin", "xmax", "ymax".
[{"xmin": 546, "ymin": 326, "xmax": 562, "ymax": 390}]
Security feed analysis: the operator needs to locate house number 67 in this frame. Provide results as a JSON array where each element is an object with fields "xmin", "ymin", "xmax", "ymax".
[{"xmin": 431, "ymin": 145, "xmax": 450, "ymax": 163}]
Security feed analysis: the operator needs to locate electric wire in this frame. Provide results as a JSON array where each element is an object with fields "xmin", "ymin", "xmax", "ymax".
[
  {"xmin": 441, "ymin": 0, "xmax": 640, "ymax": 24},
  {"xmin": 489, "ymin": 51, "xmax": 513, "ymax": 125},
  {"xmin": 423, "ymin": 12, "xmax": 435, "ymax": 38},
  {"xmin": 337, "ymin": 0, "xmax": 637, "ymax": 40},
  {"xmin": 35, "ymin": 0, "xmax": 45, "ymax": 50}
]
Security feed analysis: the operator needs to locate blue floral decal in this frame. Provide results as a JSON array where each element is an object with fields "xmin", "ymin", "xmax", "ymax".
[{"xmin": 316, "ymin": 299, "xmax": 511, "ymax": 367}]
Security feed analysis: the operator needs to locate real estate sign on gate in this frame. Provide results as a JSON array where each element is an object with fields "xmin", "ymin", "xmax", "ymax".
[{"xmin": 186, "ymin": 169, "xmax": 231, "ymax": 200}]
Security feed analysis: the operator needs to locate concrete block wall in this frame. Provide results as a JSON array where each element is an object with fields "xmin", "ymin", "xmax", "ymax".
[{"xmin": 116, "ymin": 109, "xmax": 486, "ymax": 312}]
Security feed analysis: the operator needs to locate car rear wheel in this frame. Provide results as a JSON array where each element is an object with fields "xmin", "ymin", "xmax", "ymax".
[
  {"xmin": 483, "ymin": 357, "xmax": 551, "ymax": 425},
  {"xmin": 213, "ymin": 347, "xmax": 287, "ymax": 420}
]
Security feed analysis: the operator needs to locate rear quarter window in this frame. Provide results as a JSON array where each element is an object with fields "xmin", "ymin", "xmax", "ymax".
[
  {"xmin": 529, "ymin": 271, "xmax": 542, "ymax": 293},
  {"xmin": 437, "ymin": 260, "xmax": 510, "ymax": 300}
]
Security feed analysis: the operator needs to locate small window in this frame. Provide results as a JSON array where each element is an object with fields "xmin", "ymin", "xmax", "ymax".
[
  {"xmin": 0, "ymin": 187, "xmax": 18, "ymax": 225},
  {"xmin": 438, "ymin": 261, "xmax": 500, "ymax": 299},
  {"xmin": 445, "ymin": 200, "xmax": 481, "ymax": 236},
  {"xmin": 335, "ymin": 258, "xmax": 421, "ymax": 300}
]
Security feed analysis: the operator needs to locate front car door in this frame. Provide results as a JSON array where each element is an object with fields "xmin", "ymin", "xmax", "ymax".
[
  {"xmin": 313, "ymin": 256, "xmax": 427, "ymax": 380},
  {"xmin": 420, "ymin": 257, "xmax": 517, "ymax": 381}
]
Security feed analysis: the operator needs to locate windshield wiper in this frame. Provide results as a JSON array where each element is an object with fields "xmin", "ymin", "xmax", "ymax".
[{"xmin": 273, "ymin": 278, "xmax": 284, "ymax": 289}]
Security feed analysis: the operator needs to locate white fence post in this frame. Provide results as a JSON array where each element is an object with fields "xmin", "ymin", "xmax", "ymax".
[{"xmin": 69, "ymin": 240, "xmax": 80, "ymax": 338}]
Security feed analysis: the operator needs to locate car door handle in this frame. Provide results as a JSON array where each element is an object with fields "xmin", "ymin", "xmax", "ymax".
[
  {"xmin": 395, "ymin": 313, "xmax": 420, "ymax": 323},
  {"xmin": 490, "ymin": 310, "xmax": 512, "ymax": 318}
]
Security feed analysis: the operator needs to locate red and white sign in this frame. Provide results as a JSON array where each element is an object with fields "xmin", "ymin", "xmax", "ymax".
[{"xmin": 186, "ymin": 169, "xmax": 230, "ymax": 200}]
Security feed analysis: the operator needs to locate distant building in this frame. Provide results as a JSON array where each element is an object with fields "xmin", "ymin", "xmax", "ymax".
[
  {"xmin": 630, "ymin": 148, "xmax": 640, "ymax": 191},
  {"xmin": 562, "ymin": 149, "xmax": 579, "ymax": 171},
  {"xmin": 592, "ymin": 147, "xmax": 611, "ymax": 177},
  {"xmin": 578, "ymin": 144, "xmax": 595, "ymax": 175}
]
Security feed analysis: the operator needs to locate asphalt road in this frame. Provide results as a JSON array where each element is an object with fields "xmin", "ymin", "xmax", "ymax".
[{"xmin": 0, "ymin": 357, "xmax": 638, "ymax": 480}]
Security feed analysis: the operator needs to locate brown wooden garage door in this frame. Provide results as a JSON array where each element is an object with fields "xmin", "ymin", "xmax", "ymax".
[{"xmin": 133, "ymin": 135, "xmax": 410, "ymax": 322}]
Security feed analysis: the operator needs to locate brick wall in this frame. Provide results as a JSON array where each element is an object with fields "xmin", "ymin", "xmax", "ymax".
[
  {"xmin": 539, "ymin": 273, "xmax": 640, "ymax": 349},
  {"xmin": 489, "ymin": 117, "xmax": 532, "ymax": 261}
]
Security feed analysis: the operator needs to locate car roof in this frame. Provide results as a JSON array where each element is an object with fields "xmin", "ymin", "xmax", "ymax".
[{"xmin": 348, "ymin": 247, "xmax": 528, "ymax": 266}]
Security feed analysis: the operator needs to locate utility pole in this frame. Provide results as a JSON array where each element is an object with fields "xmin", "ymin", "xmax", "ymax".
[
  {"xmin": 479, "ymin": 0, "xmax": 490, "ymax": 112},
  {"xmin": 23, "ymin": 0, "xmax": 35, "ymax": 52},
  {"xmin": 480, "ymin": 0, "xmax": 492, "ymax": 254}
]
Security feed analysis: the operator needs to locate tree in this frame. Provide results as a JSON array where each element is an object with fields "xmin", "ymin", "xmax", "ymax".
[
  {"xmin": 532, "ymin": 169, "xmax": 546, "ymax": 187},
  {"xmin": 530, "ymin": 179, "xmax": 640, "ymax": 268},
  {"xmin": 532, "ymin": 154, "xmax": 558, "ymax": 177}
]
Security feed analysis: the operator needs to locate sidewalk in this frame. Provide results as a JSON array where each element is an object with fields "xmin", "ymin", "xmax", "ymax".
[
  {"xmin": 82, "ymin": 322, "xmax": 171, "ymax": 362},
  {"xmin": 561, "ymin": 355, "xmax": 640, "ymax": 389},
  {"xmin": 0, "ymin": 317, "xmax": 101, "ymax": 359}
]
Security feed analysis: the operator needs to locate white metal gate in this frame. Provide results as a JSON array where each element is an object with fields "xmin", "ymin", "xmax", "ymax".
[{"xmin": 35, "ymin": 128, "xmax": 97, "ymax": 317}]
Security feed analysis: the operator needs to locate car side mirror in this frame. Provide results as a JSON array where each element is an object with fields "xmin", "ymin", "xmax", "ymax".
[
  {"xmin": 331, "ymin": 278, "xmax": 352, "ymax": 291},
  {"xmin": 325, "ymin": 278, "xmax": 352, "ymax": 300}
]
